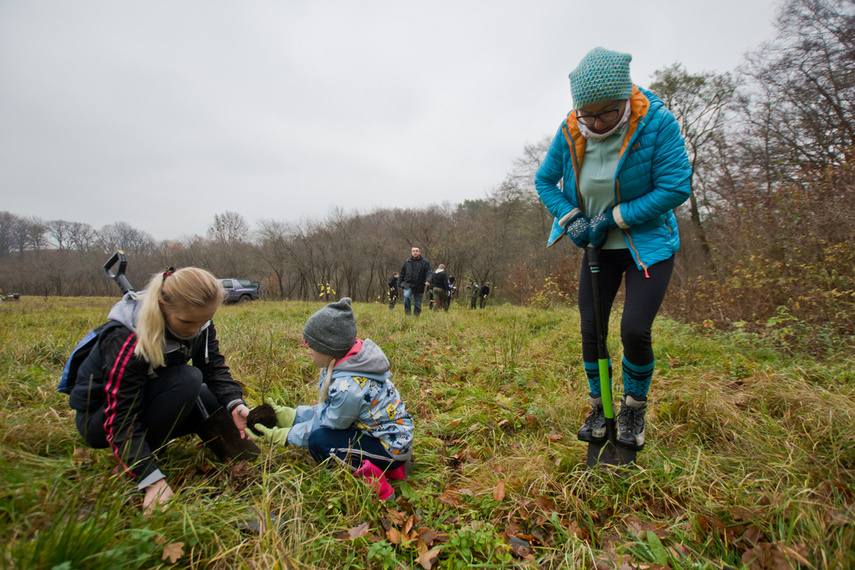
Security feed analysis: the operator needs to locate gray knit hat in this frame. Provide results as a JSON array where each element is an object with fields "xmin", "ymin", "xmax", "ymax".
[
  {"xmin": 303, "ymin": 297, "xmax": 357, "ymax": 358},
  {"xmin": 569, "ymin": 47, "xmax": 633, "ymax": 110}
]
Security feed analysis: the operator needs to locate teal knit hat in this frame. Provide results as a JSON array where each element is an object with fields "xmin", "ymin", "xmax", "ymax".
[{"xmin": 569, "ymin": 47, "xmax": 633, "ymax": 110}]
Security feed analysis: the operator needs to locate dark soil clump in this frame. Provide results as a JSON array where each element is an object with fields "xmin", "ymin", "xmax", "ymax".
[{"xmin": 246, "ymin": 403, "xmax": 277, "ymax": 436}]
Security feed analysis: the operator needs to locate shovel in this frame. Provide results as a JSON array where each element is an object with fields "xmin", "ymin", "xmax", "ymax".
[
  {"xmin": 585, "ymin": 247, "xmax": 636, "ymax": 469},
  {"xmin": 103, "ymin": 250, "xmax": 134, "ymax": 295}
]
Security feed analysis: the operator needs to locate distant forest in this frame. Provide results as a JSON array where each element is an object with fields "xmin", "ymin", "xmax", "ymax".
[{"xmin": 1, "ymin": 0, "xmax": 852, "ymax": 357}]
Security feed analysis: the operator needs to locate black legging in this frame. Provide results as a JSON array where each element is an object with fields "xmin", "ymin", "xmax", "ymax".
[
  {"xmin": 75, "ymin": 365, "xmax": 219, "ymax": 451},
  {"xmin": 578, "ymin": 249, "xmax": 674, "ymax": 367}
]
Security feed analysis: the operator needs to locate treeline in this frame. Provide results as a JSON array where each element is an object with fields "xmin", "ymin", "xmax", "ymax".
[{"xmin": 1, "ymin": 0, "xmax": 853, "ymax": 356}]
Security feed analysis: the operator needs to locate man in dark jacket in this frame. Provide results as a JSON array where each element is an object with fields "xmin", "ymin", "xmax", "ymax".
[
  {"xmin": 388, "ymin": 272, "xmax": 399, "ymax": 310},
  {"xmin": 479, "ymin": 282, "xmax": 491, "ymax": 309},
  {"xmin": 399, "ymin": 247, "xmax": 432, "ymax": 316}
]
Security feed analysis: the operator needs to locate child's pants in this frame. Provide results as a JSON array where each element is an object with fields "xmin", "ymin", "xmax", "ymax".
[{"xmin": 307, "ymin": 427, "xmax": 409, "ymax": 473}]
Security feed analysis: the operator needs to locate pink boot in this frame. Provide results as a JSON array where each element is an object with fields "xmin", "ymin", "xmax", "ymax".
[
  {"xmin": 385, "ymin": 457, "xmax": 413, "ymax": 480},
  {"xmin": 354, "ymin": 459, "xmax": 395, "ymax": 501}
]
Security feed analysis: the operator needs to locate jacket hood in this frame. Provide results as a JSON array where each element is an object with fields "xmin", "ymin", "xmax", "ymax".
[
  {"xmin": 107, "ymin": 292, "xmax": 141, "ymax": 331},
  {"xmin": 333, "ymin": 338, "xmax": 391, "ymax": 379}
]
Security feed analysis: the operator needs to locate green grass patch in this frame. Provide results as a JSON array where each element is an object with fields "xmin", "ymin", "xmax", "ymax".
[{"xmin": 1, "ymin": 297, "xmax": 852, "ymax": 568}]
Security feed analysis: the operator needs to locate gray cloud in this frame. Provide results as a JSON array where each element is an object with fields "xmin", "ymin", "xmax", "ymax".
[{"xmin": 0, "ymin": 1, "xmax": 781, "ymax": 240}]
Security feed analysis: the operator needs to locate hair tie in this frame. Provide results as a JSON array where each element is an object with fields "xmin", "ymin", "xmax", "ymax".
[{"xmin": 162, "ymin": 266, "xmax": 175, "ymax": 285}]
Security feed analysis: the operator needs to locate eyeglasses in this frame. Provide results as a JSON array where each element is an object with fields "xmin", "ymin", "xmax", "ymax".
[{"xmin": 576, "ymin": 105, "xmax": 623, "ymax": 126}]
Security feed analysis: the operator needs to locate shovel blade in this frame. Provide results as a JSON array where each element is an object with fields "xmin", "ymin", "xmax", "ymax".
[
  {"xmin": 197, "ymin": 407, "xmax": 260, "ymax": 462},
  {"xmin": 586, "ymin": 440, "xmax": 636, "ymax": 470}
]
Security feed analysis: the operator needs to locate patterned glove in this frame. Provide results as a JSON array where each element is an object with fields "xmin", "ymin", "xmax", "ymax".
[
  {"xmin": 588, "ymin": 210, "xmax": 618, "ymax": 248},
  {"xmin": 247, "ymin": 424, "xmax": 291, "ymax": 447},
  {"xmin": 564, "ymin": 212, "xmax": 590, "ymax": 249},
  {"xmin": 266, "ymin": 399, "xmax": 297, "ymax": 428}
]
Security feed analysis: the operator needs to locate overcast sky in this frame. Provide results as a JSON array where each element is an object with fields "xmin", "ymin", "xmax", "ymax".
[{"xmin": 1, "ymin": 1, "xmax": 782, "ymax": 241}]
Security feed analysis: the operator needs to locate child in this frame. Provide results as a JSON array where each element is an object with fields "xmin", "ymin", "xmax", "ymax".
[
  {"xmin": 249, "ymin": 298, "xmax": 414, "ymax": 499},
  {"xmin": 69, "ymin": 267, "xmax": 253, "ymax": 513}
]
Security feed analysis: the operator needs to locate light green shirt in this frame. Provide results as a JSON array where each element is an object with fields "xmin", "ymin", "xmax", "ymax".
[{"xmin": 578, "ymin": 123, "xmax": 628, "ymax": 250}]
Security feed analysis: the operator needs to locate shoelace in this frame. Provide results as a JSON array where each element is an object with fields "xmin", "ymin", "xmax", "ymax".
[
  {"xmin": 584, "ymin": 406, "xmax": 605, "ymax": 427},
  {"xmin": 619, "ymin": 406, "xmax": 644, "ymax": 432}
]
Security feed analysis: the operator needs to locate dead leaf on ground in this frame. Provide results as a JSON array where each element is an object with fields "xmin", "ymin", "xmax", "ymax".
[
  {"xmin": 388, "ymin": 509, "xmax": 408, "ymax": 526},
  {"xmin": 387, "ymin": 527, "xmax": 405, "ymax": 544},
  {"xmin": 415, "ymin": 526, "xmax": 439, "ymax": 546},
  {"xmin": 742, "ymin": 541, "xmax": 809, "ymax": 570},
  {"xmin": 416, "ymin": 546, "xmax": 442, "ymax": 569},
  {"xmin": 743, "ymin": 525, "xmax": 765, "ymax": 545},
  {"xmin": 336, "ymin": 522, "xmax": 370, "ymax": 541},
  {"xmin": 730, "ymin": 506, "xmax": 765, "ymax": 521},
  {"xmin": 161, "ymin": 542, "xmax": 184, "ymax": 564},
  {"xmin": 493, "ymin": 480, "xmax": 506, "ymax": 502}
]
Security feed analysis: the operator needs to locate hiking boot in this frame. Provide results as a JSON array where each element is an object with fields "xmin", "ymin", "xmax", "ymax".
[
  {"xmin": 577, "ymin": 397, "xmax": 610, "ymax": 443},
  {"xmin": 617, "ymin": 395, "xmax": 647, "ymax": 451}
]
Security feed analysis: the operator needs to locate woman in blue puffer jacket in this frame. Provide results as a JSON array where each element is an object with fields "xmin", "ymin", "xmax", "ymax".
[{"xmin": 535, "ymin": 47, "xmax": 691, "ymax": 452}]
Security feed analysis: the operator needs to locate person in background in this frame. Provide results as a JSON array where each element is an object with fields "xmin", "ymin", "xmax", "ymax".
[
  {"xmin": 388, "ymin": 272, "xmax": 399, "ymax": 310},
  {"xmin": 534, "ymin": 47, "xmax": 691, "ymax": 451},
  {"xmin": 479, "ymin": 282, "xmax": 491, "ymax": 309},
  {"xmin": 399, "ymin": 247, "xmax": 432, "ymax": 317},
  {"xmin": 430, "ymin": 264, "xmax": 450, "ymax": 311},
  {"xmin": 69, "ymin": 267, "xmax": 252, "ymax": 513},
  {"xmin": 469, "ymin": 279, "xmax": 479, "ymax": 309},
  {"xmin": 249, "ymin": 298, "xmax": 414, "ymax": 500}
]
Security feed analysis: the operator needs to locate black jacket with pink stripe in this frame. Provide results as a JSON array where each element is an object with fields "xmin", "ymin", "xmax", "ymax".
[{"xmin": 69, "ymin": 294, "xmax": 244, "ymax": 482}]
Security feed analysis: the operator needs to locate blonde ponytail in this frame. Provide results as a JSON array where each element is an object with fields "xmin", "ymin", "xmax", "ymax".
[
  {"xmin": 318, "ymin": 360, "xmax": 336, "ymax": 404},
  {"xmin": 134, "ymin": 267, "xmax": 225, "ymax": 368}
]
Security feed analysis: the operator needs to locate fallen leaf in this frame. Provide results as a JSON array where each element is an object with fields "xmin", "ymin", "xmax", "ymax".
[
  {"xmin": 493, "ymin": 480, "xmax": 506, "ymax": 502},
  {"xmin": 730, "ymin": 506, "xmax": 763, "ymax": 521},
  {"xmin": 743, "ymin": 525, "xmax": 764, "ymax": 545},
  {"xmin": 403, "ymin": 514, "xmax": 416, "ymax": 536},
  {"xmin": 417, "ymin": 546, "xmax": 442, "ymax": 569},
  {"xmin": 336, "ymin": 522, "xmax": 370, "ymax": 541},
  {"xmin": 161, "ymin": 542, "xmax": 184, "ymax": 564},
  {"xmin": 389, "ymin": 509, "xmax": 408, "ymax": 526},
  {"xmin": 387, "ymin": 527, "xmax": 404, "ymax": 544},
  {"xmin": 416, "ymin": 527, "xmax": 439, "ymax": 546}
]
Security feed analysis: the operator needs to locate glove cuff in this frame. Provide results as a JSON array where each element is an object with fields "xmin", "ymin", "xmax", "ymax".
[
  {"xmin": 612, "ymin": 205, "xmax": 629, "ymax": 229},
  {"xmin": 558, "ymin": 208, "xmax": 582, "ymax": 228}
]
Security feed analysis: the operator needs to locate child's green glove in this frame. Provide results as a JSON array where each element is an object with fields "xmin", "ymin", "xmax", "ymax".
[
  {"xmin": 266, "ymin": 399, "xmax": 297, "ymax": 428},
  {"xmin": 247, "ymin": 424, "xmax": 291, "ymax": 447}
]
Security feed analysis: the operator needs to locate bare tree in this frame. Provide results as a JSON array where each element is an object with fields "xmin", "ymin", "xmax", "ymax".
[
  {"xmin": 0, "ymin": 211, "xmax": 20, "ymax": 258},
  {"xmin": 208, "ymin": 211, "xmax": 250, "ymax": 243},
  {"xmin": 25, "ymin": 217, "xmax": 48, "ymax": 255},
  {"xmin": 47, "ymin": 220, "xmax": 75, "ymax": 251},
  {"xmin": 256, "ymin": 218, "xmax": 294, "ymax": 298},
  {"xmin": 67, "ymin": 221, "xmax": 97, "ymax": 251},
  {"xmin": 96, "ymin": 222, "xmax": 156, "ymax": 256},
  {"xmin": 739, "ymin": 0, "xmax": 855, "ymax": 179},
  {"xmin": 650, "ymin": 63, "xmax": 738, "ymax": 261}
]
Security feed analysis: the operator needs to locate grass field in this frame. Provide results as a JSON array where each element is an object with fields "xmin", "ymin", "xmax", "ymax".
[{"xmin": 1, "ymin": 297, "xmax": 853, "ymax": 569}]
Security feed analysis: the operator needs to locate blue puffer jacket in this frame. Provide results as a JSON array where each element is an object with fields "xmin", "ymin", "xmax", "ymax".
[{"xmin": 535, "ymin": 86, "xmax": 692, "ymax": 272}]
